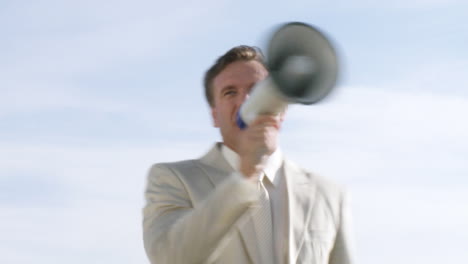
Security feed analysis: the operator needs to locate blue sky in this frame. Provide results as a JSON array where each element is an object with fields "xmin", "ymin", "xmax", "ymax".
[{"xmin": 1, "ymin": 0, "xmax": 467, "ymax": 263}]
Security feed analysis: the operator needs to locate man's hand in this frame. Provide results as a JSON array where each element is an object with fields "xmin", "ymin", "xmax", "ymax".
[{"xmin": 238, "ymin": 114, "xmax": 281, "ymax": 180}]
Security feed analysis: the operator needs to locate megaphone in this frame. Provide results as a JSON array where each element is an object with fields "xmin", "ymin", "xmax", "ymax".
[{"xmin": 236, "ymin": 22, "xmax": 339, "ymax": 129}]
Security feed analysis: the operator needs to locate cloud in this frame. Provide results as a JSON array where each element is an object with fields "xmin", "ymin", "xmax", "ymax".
[
  {"xmin": 0, "ymin": 142, "xmax": 214, "ymax": 263},
  {"xmin": 1, "ymin": 1, "xmax": 467, "ymax": 263},
  {"xmin": 331, "ymin": 0, "xmax": 467, "ymax": 9},
  {"xmin": 1, "ymin": 87, "xmax": 467, "ymax": 263},
  {"xmin": 1, "ymin": 206, "xmax": 148, "ymax": 263},
  {"xmin": 0, "ymin": 142, "xmax": 209, "ymax": 194},
  {"xmin": 384, "ymin": 60, "xmax": 468, "ymax": 97},
  {"xmin": 0, "ymin": 80, "xmax": 133, "ymax": 118},
  {"xmin": 0, "ymin": 1, "xmax": 219, "ymax": 77},
  {"xmin": 352, "ymin": 185, "xmax": 468, "ymax": 264},
  {"xmin": 282, "ymin": 85, "xmax": 468, "ymax": 185},
  {"xmin": 0, "ymin": 0, "xmax": 235, "ymax": 134}
]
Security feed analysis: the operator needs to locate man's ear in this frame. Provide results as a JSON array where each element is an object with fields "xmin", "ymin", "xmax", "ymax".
[{"xmin": 211, "ymin": 107, "xmax": 219, "ymax": 127}]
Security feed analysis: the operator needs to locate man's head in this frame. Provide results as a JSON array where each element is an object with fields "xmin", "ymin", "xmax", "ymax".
[
  {"xmin": 204, "ymin": 46, "xmax": 267, "ymax": 108},
  {"xmin": 204, "ymin": 45, "xmax": 276, "ymax": 152}
]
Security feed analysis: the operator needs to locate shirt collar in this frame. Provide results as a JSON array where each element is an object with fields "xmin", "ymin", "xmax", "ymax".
[{"xmin": 221, "ymin": 144, "xmax": 283, "ymax": 185}]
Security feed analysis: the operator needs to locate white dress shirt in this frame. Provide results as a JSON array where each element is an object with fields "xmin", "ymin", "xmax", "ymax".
[{"xmin": 221, "ymin": 145, "xmax": 289, "ymax": 264}]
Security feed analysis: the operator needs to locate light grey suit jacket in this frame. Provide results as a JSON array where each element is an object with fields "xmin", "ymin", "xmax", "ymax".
[{"xmin": 143, "ymin": 143, "xmax": 353, "ymax": 264}]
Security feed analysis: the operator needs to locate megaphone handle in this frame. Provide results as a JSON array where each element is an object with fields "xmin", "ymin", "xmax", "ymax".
[{"xmin": 236, "ymin": 111, "xmax": 248, "ymax": 130}]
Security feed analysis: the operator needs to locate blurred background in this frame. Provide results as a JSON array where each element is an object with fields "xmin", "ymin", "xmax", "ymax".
[{"xmin": 1, "ymin": 0, "xmax": 467, "ymax": 263}]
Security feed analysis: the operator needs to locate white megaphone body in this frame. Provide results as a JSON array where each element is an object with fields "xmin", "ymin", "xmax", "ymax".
[{"xmin": 236, "ymin": 22, "xmax": 339, "ymax": 129}]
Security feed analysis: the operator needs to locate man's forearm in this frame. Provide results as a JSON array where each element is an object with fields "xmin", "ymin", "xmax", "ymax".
[{"xmin": 143, "ymin": 164, "xmax": 260, "ymax": 264}]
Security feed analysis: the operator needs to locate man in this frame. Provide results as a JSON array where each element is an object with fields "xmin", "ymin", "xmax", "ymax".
[{"xmin": 143, "ymin": 46, "xmax": 353, "ymax": 264}]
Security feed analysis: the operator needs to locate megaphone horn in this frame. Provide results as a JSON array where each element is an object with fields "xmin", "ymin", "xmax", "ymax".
[{"xmin": 236, "ymin": 22, "xmax": 339, "ymax": 129}]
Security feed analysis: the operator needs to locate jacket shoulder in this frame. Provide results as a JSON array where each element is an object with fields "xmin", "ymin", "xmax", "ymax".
[
  {"xmin": 148, "ymin": 159, "xmax": 202, "ymax": 179},
  {"xmin": 287, "ymin": 160, "xmax": 345, "ymax": 198},
  {"xmin": 308, "ymin": 171, "xmax": 345, "ymax": 198}
]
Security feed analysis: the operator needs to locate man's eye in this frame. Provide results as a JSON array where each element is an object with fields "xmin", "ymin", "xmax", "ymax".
[{"xmin": 223, "ymin": 90, "xmax": 236, "ymax": 96}]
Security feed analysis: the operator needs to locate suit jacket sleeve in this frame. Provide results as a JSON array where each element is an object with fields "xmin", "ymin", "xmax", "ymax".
[
  {"xmin": 143, "ymin": 163, "xmax": 259, "ymax": 264},
  {"xmin": 329, "ymin": 191, "xmax": 354, "ymax": 264}
]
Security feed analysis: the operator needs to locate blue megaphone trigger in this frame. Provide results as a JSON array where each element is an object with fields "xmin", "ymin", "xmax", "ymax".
[{"xmin": 236, "ymin": 111, "xmax": 248, "ymax": 130}]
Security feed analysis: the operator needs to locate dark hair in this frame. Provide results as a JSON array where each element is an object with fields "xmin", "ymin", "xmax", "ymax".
[{"xmin": 204, "ymin": 45, "xmax": 267, "ymax": 107}]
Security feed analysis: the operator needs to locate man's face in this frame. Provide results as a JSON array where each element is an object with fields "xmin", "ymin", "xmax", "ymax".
[{"xmin": 211, "ymin": 60, "xmax": 269, "ymax": 152}]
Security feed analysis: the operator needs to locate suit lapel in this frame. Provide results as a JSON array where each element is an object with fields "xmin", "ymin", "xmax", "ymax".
[
  {"xmin": 199, "ymin": 143, "xmax": 235, "ymax": 186},
  {"xmin": 284, "ymin": 160, "xmax": 317, "ymax": 264},
  {"xmin": 198, "ymin": 143, "xmax": 261, "ymax": 264}
]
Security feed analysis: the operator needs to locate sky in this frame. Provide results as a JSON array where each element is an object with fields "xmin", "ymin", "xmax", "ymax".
[{"xmin": 1, "ymin": 0, "xmax": 467, "ymax": 263}]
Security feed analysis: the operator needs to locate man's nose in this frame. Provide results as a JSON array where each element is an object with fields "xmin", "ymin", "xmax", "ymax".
[{"xmin": 243, "ymin": 91, "xmax": 250, "ymax": 102}]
